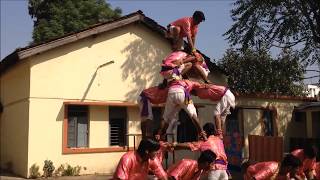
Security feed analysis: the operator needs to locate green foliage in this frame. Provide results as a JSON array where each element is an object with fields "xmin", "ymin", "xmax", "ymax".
[
  {"xmin": 29, "ymin": 163, "xmax": 41, "ymax": 179},
  {"xmin": 224, "ymin": 0, "xmax": 320, "ymax": 66},
  {"xmin": 218, "ymin": 48, "xmax": 306, "ymax": 96},
  {"xmin": 43, "ymin": 160, "xmax": 55, "ymax": 177},
  {"xmin": 54, "ymin": 163, "xmax": 82, "ymax": 176},
  {"xmin": 28, "ymin": 0, "xmax": 122, "ymax": 43}
]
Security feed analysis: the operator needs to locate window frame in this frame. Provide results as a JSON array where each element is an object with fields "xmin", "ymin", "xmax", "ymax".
[
  {"xmin": 62, "ymin": 101, "xmax": 135, "ymax": 154},
  {"xmin": 67, "ymin": 105, "xmax": 89, "ymax": 148},
  {"xmin": 239, "ymin": 105, "xmax": 278, "ymax": 137}
]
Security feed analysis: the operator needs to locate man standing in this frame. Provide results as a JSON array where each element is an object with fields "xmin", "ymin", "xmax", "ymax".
[{"xmin": 167, "ymin": 11, "xmax": 205, "ymax": 51}]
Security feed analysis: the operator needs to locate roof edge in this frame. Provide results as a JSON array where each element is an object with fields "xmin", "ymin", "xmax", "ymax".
[{"xmin": 235, "ymin": 92, "xmax": 317, "ymax": 102}]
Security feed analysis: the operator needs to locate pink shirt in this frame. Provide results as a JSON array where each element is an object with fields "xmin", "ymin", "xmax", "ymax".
[
  {"xmin": 142, "ymin": 86, "xmax": 168, "ymax": 104},
  {"xmin": 245, "ymin": 161, "xmax": 279, "ymax": 180},
  {"xmin": 171, "ymin": 17, "xmax": 198, "ymax": 38},
  {"xmin": 194, "ymin": 84, "xmax": 227, "ymax": 101},
  {"xmin": 167, "ymin": 159, "xmax": 202, "ymax": 180},
  {"xmin": 113, "ymin": 151, "xmax": 167, "ymax": 180},
  {"xmin": 291, "ymin": 149, "xmax": 316, "ymax": 172},
  {"xmin": 162, "ymin": 51, "xmax": 188, "ymax": 68},
  {"xmin": 188, "ymin": 135, "xmax": 228, "ymax": 170}
]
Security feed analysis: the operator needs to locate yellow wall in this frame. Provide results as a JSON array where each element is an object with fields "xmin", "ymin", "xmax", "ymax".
[
  {"xmin": 26, "ymin": 24, "xmax": 171, "ymax": 177},
  {"xmin": 0, "ymin": 61, "xmax": 30, "ymax": 177},
  {"xmin": 28, "ymin": 98, "xmax": 141, "ymax": 176},
  {"xmin": 237, "ymin": 97, "xmax": 304, "ymax": 158}
]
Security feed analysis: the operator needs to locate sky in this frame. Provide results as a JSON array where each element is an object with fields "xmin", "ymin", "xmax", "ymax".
[{"xmin": 1, "ymin": 0, "xmax": 319, "ymax": 84}]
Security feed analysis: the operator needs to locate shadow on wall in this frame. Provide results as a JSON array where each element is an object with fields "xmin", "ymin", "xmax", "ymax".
[{"xmin": 121, "ymin": 32, "xmax": 168, "ymax": 102}]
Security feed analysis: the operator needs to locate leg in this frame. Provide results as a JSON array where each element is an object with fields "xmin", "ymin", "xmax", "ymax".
[
  {"xmin": 194, "ymin": 63, "xmax": 211, "ymax": 83},
  {"xmin": 214, "ymin": 115, "xmax": 223, "ymax": 139},
  {"xmin": 138, "ymin": 95, "xmax": 153, "ymax": 138},
  {"xmin": 183, "ymin": 103, "xmax": 203, "ymax": 135},
  {"xmin": 161, "ymin": 92, "xmax": 181, "ymax": 137},
  {"xmin": 141, "ymin": 119, "xmax": 152, "ymax": 139},
  {"xmin": 169, "ymin": 26, "xmax": 182, "ymax": 51}
]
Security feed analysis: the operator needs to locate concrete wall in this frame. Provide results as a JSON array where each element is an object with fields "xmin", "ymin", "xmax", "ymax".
[
  {"xmin": 26, "ymin": 24, "xmax": 171, "ymax": 177},
  {"xmin": 0, "ymin": 61, "xmax": 30, "ymax": 177}
]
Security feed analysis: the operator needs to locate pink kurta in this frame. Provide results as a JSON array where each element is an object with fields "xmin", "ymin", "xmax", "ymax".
[
  {"xmin": 245, "ymin": 161, "xmax": 279, "ymax": 180},
  {"xmin": 194, "ymin": 84, "xmax": 227, "ymax": 101},
  {"xmin": 188, "ymin": 135, "xmax": 228, "ymax": 170},
  {"xmin": 141, "ymin": 86, "xmax": 168, "ymax": 104},
  {"xmin": 292, "ymin": 149, "xmax": 316, "ymax": 174},
  {"xmin": 162, "ymin": 51, "xmax": 188, "ymax": 68},
  {"xmin": 170, "ymin": 17, "xmax": 198, "ymax": 38},
  {"xmin": 113, "ymin": 151, "xmax": 167, "ymax": 180},
  {"xmin": 167, "ymin": 159, "xmax": 202, "ymax": 180}
]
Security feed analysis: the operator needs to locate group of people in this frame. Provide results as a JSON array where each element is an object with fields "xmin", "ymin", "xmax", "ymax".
[
  {"xmin": 243, "ymin": 145, "xmax": 319, "ymax": 180},
  {"xmin": 112, "ymin": 11, "xmax": 320, "ymax": 180}
]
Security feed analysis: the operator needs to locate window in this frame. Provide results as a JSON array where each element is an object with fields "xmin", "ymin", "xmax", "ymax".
[
  {"xmin": 109, "ymin": 107, "xmax": 127, "ymax": 146},
  {"xmin": 294, "ymin": 111, "xmax": 306, "ymax": 122},
  {"xmin": 177, "ymin": 110, "xmax": 197, "ymax": 143},
  {"xmin": 261, "ymin": 110, "xmax": 275, "ymax": 136},
  {"xmin": 225, "ymin": 108, "xmax": 240, "ymax": 136},
  {"xmin": 67, "ymin": 105, "xmax": 88, "ymax": 148}
]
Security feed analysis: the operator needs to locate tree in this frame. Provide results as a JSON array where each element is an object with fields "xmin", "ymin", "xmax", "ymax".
[
  {"xmin": 28, "ymin": 0, "xmax": 122, "ymax": 43},
  {"xmin": 224, "ymin": 0, "xmax": 320, "ymax": 66},
  {"xmin": 218, "ymin": 48, "xmax": 306, "ymax": 96}
]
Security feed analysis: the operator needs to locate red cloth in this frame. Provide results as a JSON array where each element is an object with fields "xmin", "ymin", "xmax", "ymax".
[
  {"xmin": 113, "ymin": 151, "xmax": 167, "ymax": 180},
  {"xmin": 194, "ymin": 84, "xmax": 227, "ymax": 101},
  {"xmin": 315, "ymin": 162, "xmax": 320, "ymax": 180},
  {"xmin": 245, "ymin": 161, "xmax": 279, "ymax": 180},
  {"xmin": 292, "ymin": 149, "xmax": 316, "ymax": 173},
  {"xmin": 167, "ymin": 159, "xmax": 202, "ymax": 180},
  {"xmin": 170, "ymin": 17, "xmax": 198, "ymax": 38},
  {"xmin": 142, "ymin": 86, "xmax": 168, "ymax": 104},
  {"xmin": 188, "ymin": 135, "xmax": 228, "ymax": 170}
]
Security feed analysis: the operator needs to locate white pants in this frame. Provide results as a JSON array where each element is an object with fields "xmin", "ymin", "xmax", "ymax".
[
  {"xmin": 163, "ymin": 87, "xmax": 197, "ymax": 124},
  {"xmin": 213, "ymin": 89, "xmax": 235, "ymax": 130},
  {"xmin": 207, "ymin": 170, "xmax": 228, "ymax": 180},
  {"xmin": 137, "ymin": 95, "xmax": 153, "ymax": 121}
]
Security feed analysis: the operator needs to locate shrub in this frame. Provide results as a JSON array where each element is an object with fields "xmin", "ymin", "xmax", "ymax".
[
  {"xmin": 29, "ymin": 163, "xmax": 40, "ymax": 179},
  {"xmin": 43, "ymin": 160, "xmax": 55, "ymax": 177},
  {"xmin": 55, "ymin": 163, "xmax": 82, "ymax": 176}
]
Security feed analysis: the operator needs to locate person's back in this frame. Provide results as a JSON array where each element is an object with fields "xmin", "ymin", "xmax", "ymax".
[
  {"xmin": 167, "ymin": 150, "xmax": 216, "ymax": 180},
  {"xmin": 113, "ymin": 151, "xmax": 149, "ymax": 180},
  {"xmin": 167, "ymin": 159, "xmax": 200, "ymax": 180},
  {"xmin": 245, "ymin": 161, "xmax": 279, "ymax": 180},
  {"xmin": 194, "ymin": 84, "xmax": 227, "ymax": 101},
  {"xmin": 113, "ymin": 139, "xmax": 167, "ymax": 180},
  {"xmin": 170, "ymin": 17, "xmax": 198, "ymax": 38},
  {"xmin": 291, "ymin": 145, "xmax": 317, "ymax": 179}
]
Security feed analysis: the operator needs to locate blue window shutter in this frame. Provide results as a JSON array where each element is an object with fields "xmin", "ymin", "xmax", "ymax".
[
  {"xmin": 77, "ymin": 116, "xmax": 88, "ymax": 147},
  {"xmin": 68, "ymin": 117, "xmax": 77, "ymax": 147}
]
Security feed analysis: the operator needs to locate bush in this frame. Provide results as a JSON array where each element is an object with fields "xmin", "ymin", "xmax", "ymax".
[
  {"xmin": 55, "ymin": 163, "xmax": 82, "ymax": 176},
  {"xmin": 29, "ymin": 163, "xmax": 40, "ymax": 179},
  {"xmin": 43, "ymin": 160, "xmax": 55, "ymax": 177}
]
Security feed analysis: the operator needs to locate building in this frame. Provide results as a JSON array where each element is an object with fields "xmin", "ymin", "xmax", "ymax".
[{"xmin": 1, "ymin": 11, "xmax": 318, "ymax": 178}]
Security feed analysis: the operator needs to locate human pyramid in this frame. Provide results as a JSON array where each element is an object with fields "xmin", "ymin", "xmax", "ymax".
[{"xmin": 113, "ymin": 11, "xmax": 318, "ymax": 180}]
